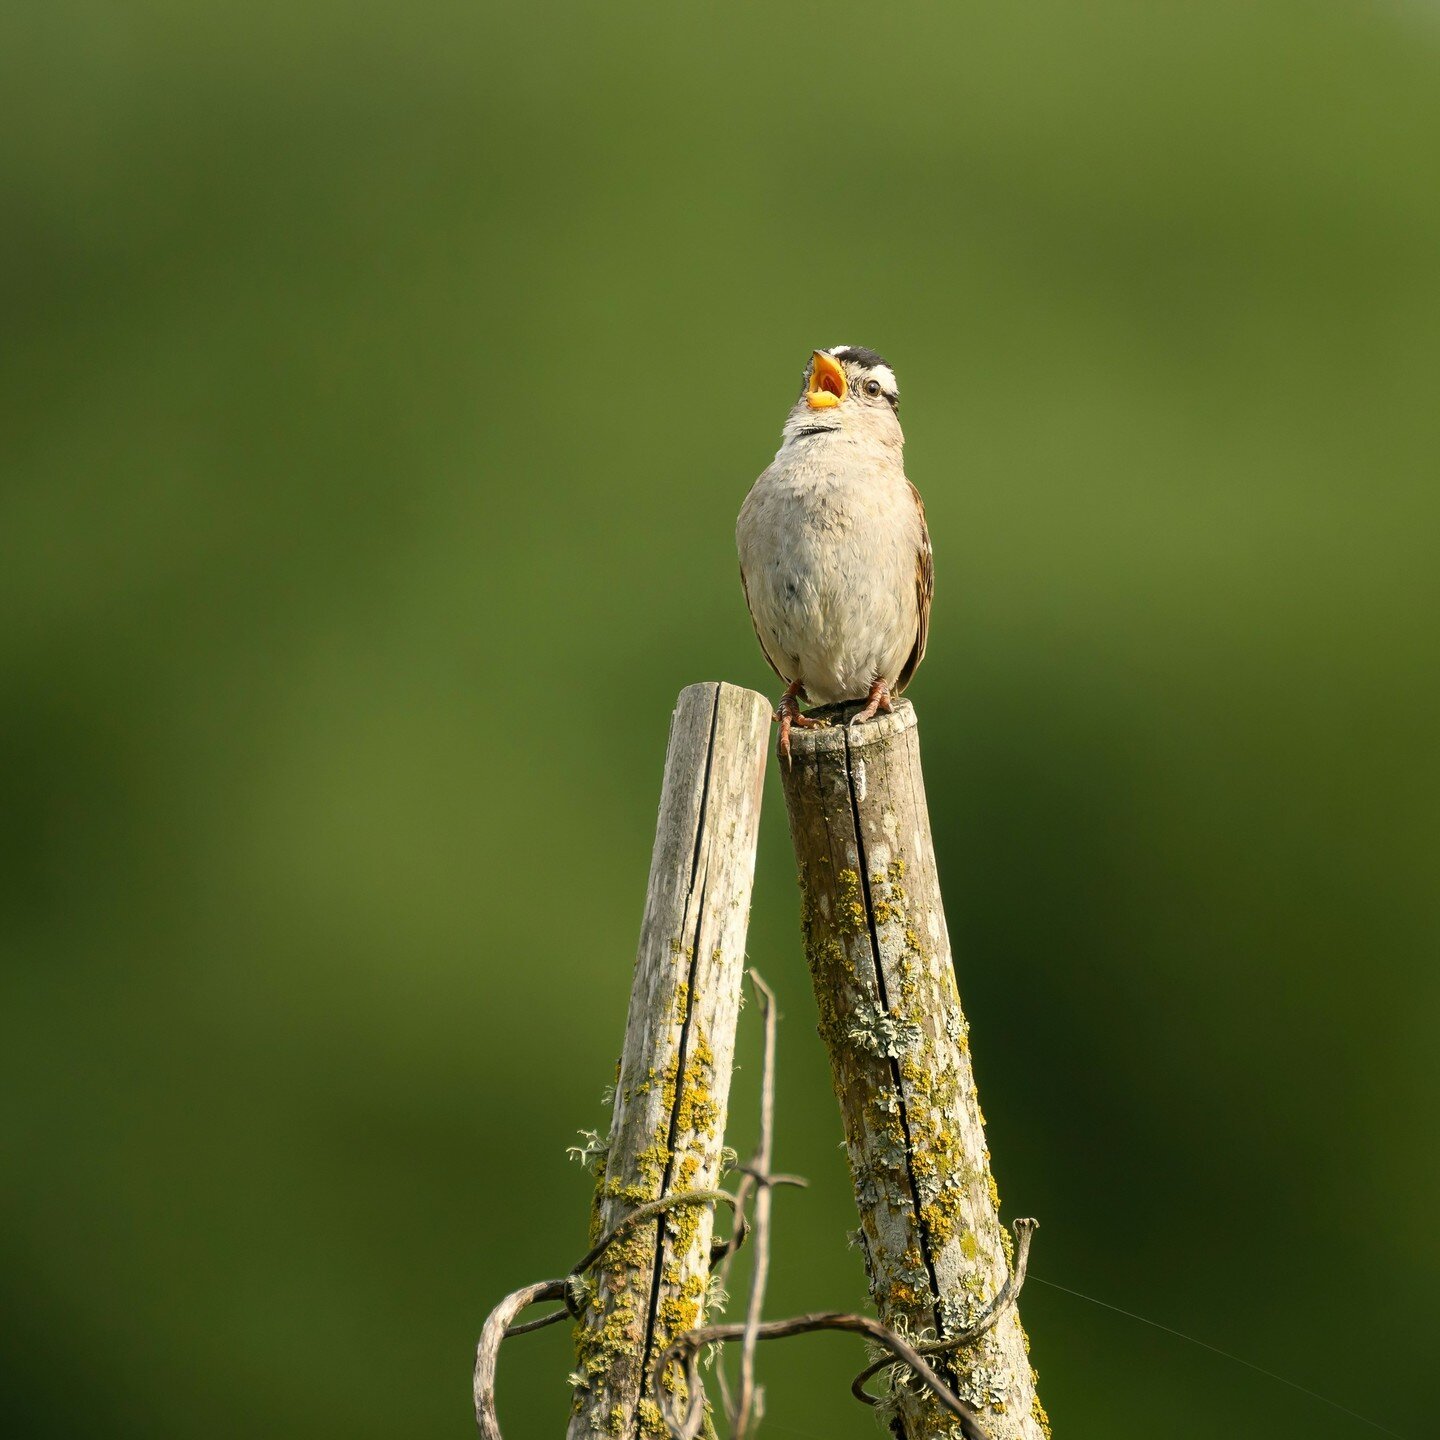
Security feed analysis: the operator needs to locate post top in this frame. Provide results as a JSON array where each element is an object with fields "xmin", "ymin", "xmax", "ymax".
[
  {"xmin": 673, "ymin": 680, "xmax": 773, "ymax": 723},
  {"xmin": 786, "ymin": 697, "xmax": 918, "ymax": 756}
]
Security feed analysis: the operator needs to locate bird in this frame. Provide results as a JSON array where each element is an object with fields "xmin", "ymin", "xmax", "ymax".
[{"xmin": 737, "ymin": 346, "xmax": 933, "ymax": 761}]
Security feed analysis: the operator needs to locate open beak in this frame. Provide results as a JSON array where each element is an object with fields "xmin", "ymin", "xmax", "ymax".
[{"xmin": 806, "ymin": 350, "xmax": 847, "ymax": 409}]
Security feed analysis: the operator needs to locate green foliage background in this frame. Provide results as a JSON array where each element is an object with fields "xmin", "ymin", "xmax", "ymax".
[{"xmin": 3, "ymin": 3, "xmax": 1437, "ymax": 1437}]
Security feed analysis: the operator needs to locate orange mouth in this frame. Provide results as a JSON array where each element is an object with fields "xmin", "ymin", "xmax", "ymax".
[{"xmin": 806, "ymin": 350, "xmax": 847, "ymax": 409}]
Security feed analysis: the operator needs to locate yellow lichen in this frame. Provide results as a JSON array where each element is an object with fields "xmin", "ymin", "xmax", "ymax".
[
  {"xmin": 836, "ymin": 868, "xmax": 867, "ymax": 933},
  {"xmin": 1031, "ymin": 1389, "xmax": 1053, "ymax": 1439}
]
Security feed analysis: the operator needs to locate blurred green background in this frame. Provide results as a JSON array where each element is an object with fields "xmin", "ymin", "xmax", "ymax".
[{"xmin": 3, "ymin": 2, "xmax": 1437, "ymax": 1437}]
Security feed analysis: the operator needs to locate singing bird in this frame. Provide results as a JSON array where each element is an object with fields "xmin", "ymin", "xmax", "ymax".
[{"xmin": 737, "ymin": 346, "xmax": 933, "ymax": 759}]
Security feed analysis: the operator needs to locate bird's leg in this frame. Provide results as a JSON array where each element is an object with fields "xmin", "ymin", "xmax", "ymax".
[
  {"xmin": 775, "ymin": 681, "xmax": 823, "ymax": 762},
  {"xmin": 849, "ymin": 677, "xmax": 894, "ymax": 726}
]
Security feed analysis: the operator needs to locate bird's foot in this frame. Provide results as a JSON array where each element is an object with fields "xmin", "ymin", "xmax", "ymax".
[
  {"xmin": 775, "ymin": 686, "xmax": 824, "ymax": 763},
  {"xmin": 849, "ymin": 678, "xmax": 895, "ymax": 726}
]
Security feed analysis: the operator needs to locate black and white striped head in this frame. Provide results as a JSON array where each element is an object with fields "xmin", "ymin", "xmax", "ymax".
[
  {"xmin": 802, "ymin": 345, "xmax": 900, "ymax": 412},
  {"xmin": 782, "ymin": 345, "xmax": 902, "ymax": 447}
]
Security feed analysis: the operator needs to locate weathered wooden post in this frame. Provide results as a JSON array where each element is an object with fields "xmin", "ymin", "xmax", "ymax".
[
  {"xmin": 780, "ymin": 701, "xmax": 1049, "ymax": 1440},
  {"xmin": 566, "ymin": 682, "xmax": 770, "ymax": 1440}
]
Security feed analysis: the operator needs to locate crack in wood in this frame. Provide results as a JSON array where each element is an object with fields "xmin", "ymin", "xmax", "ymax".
[{"xmin": 842, "ymin": 723, "xmax": 949, "ymax": 1367}]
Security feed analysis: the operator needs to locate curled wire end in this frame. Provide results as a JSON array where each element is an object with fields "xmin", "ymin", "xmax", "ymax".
[
  {"xmin": 476, "ymin": 1188, "xmax": 742, "ymax": 1438},
  {"xmin": 474, "ymin": 1279, "xmax": 567, "ymax": 1440}
]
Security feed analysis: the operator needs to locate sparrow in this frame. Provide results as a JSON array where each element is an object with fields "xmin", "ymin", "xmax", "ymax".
[{"xmin": 737, "ymin": 346, "xmax": 933, "ymax": 760}]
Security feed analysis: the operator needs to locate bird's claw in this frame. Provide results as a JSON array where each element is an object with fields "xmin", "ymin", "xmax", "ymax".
[
  {"xmin": 774, "ymin": 687, "xmax": 827, "ymax": 765},
  {"xmin": 849, "ymin": 679, "xmax": 895, "ymax": 726},
  {"xmin": 772, "ymin": 709, "xmax": 826, "ymax": 728}
]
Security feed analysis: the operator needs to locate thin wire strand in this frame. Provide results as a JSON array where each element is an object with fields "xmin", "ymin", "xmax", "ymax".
[{"xmin": 1030, "ymin": 1275, "xmax": 1410, "ymax": 1440}]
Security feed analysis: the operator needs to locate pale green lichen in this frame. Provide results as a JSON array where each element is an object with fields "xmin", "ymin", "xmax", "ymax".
[
  {"xmin": 567, "ymin": 1127, "xmax": 610, "ymax": 1171},
  {"xmin": 956, "ymin": 1360, "xmax": 1010, "ymax": 1414},
  {"xmin": 846, "ymin": 1002, "xmax": 923, "ymax": 1058},
  {"xmin": 793, "ymin": 834, "xmax": 1045, "ymax": 1438}
]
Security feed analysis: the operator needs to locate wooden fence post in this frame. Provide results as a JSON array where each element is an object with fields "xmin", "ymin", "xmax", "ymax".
[
  {"xmin": 779, "ymin": 701, "xmax": 1049, "ymax": 1440},
  {"xmin": 566, "ymin": 682, "xmax": 770, "ymax": 1440}
]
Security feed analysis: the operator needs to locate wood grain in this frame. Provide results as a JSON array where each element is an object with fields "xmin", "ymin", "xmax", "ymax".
[
  {"xmin": 780, "ymin": 701, "xmax": 1048, "ymax": 1440},
  {"xmin": 567, "ymin": 682, "xmax": 770, "ymax": 1440}
]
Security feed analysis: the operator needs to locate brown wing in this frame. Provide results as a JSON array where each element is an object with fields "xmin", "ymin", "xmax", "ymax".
[
  {"xmin": 895, "ymin": 481, "xmax": 933, "ymax": 694},
  {"xmin": 739, "ymin": 565, "xmax": 790, "ymax": 685}
]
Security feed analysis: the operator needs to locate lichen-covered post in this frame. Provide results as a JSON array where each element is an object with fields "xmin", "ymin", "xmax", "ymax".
[
  {"xmin": 568, "ymin": 682, "xmax": 770, "ymax": 1440},
  {"xmin": 780, "ymin": 701, "xmax": 1049, "ymax": 1440}
]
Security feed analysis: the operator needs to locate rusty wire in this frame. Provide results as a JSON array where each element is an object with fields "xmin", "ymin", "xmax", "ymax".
[
  {"xmin": 848, "ymin": 1217, "xmax": 1037, "ymax": 1409},
  {"xmin": 473, "ymin": 1187, "xmax": 744, "ymax": 1440},
  {"xmin": 473, "ymin": 972, "xmax": 1037, "ymax": 1440}
]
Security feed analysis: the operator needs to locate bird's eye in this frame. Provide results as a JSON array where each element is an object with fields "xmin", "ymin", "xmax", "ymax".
[{"xmin": 864, "ymin": 379, "xmax": 882, "ymax": 397}]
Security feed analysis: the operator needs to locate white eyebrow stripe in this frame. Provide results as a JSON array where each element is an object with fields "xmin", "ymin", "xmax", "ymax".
[{"xmin": 824, "ymin": 347, "xmax": 899, "ymax": 396}]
